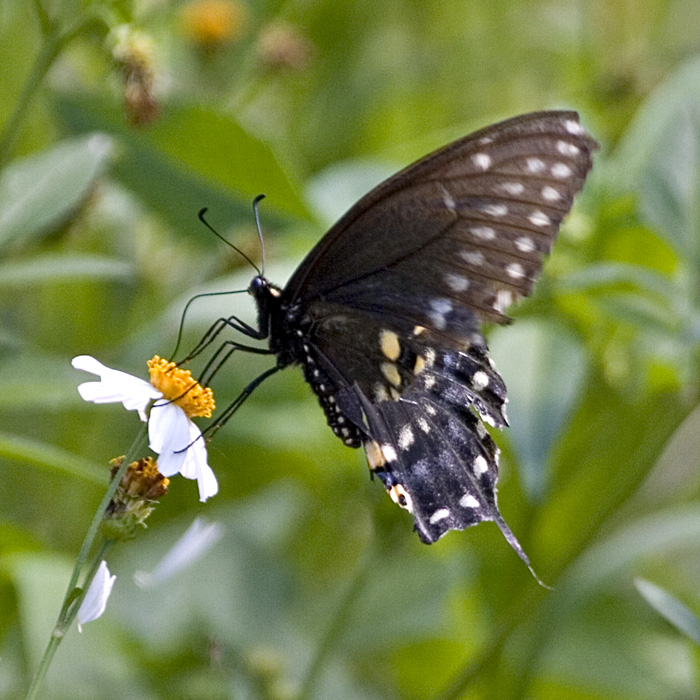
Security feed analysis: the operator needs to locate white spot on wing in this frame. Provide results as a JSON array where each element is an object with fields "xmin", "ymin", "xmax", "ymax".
[
  {"xmin": 417, "ymin": 417, "xmax": 430, "ymax": 433},
  {"xmin": 527, "ymin": 157, "xmax": 545, "ymax": 173},
  {"xmin": 460, "ymin": 493, "xmax": 479, "ymax": 508},
  {"xmin": 429, "ymin": 298, "xmax": 452, "ymax": 330},
  {"xmin": 398, "ymin": 425, "xmax": 415, "ymax": 450},
  {"xmin": 461, "ymin": 250, "xmax": 485, "ymax": 266},
  {"xmin": 515, "ymin": 236, "xmax": 535, "ymax": 252},
  {"xmin": 564, "ymin": 119, "xmax": 583, "ymax": 135},
  {"xmin": 445, "ymin": 273, "xmax": 469, "ymax": 291},
  {"xmin": 557, "ymin": 140, "xmax": 580, "ymax": 156},
  {"xmin": 472, "ymin": 371, "xmax": 489, "ymax": 389},
  {"xmin": 472, "ymin": 153, "xmax": 492, "ymax": 170},
  {"xmin": 541, "ymin": 185, "xmax": 561, "ymax": 201},
  {"xmin": 473, "ymin": 455, "xmax": 488, "ymax": 475},
  {"xmin": 441, "ymin": 187, "xmax": 457, "ymax": 212},
  {"xmin": 505, "ymin": 262, "xmax": 525, "ymax": 279},
  {"xmin": 500, "ymin": 181, "xmax": 524, "ymax": 196},
  {"xmin": 551, "ymin": 162, "xmax": 572, "ymax": 179},
  {"xmin": 471, "ymin": 226, "xmax": 496, "ymax": 240},
  {"xmin": 429, "ymin": 508, "xmax": 451, "ymax": 524},
  {"xmin": 482, "ymin": 203, "xmax": 508, "ymax": 217},
  {"xmin": 529, "ymin": 210, "xmax": 551, "ymax": 227},
  {"xmin": 381, "ymin": 444, "xmax": 398, "ymax": 462},
  {"xmin": 493, "ymin": 289, "xmax": 514, "ymax": 314}
]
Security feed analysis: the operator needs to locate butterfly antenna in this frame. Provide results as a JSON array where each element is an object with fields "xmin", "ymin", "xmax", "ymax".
[
  {"xmin": 198, "ymin": 208, "xmax": 261, "ymax": 275},
  {"xmin": 171, "ymin": 288, "xmax": 248, "ymax": 360},
  {"xmin": 252, "ymin": 194, "xmax": 267, "ymax": 276}
]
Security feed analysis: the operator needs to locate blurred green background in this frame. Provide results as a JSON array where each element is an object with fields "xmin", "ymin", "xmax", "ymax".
[{"xmin": 2, "ymin": 0, "xmax": 700, "ymax": 698}]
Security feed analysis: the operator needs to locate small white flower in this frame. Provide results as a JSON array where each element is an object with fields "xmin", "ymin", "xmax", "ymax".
[
  {"xmin": 72, "ymin": 355, "xmax": 162, "ymax": 422},
  {"xmin": 148, "ymin": 401, "xmax": 218, "ymax": 502},
  {"xmin": 134, "ymin": 518, "xmax": 224, "ymax": 588},
  {"xmin": 77, "ymin": 560, "xmax": 116, "ymax": 631},
  {"xmin": 72, "ymin": 355, "xmax": 218, "ymax": 502}
]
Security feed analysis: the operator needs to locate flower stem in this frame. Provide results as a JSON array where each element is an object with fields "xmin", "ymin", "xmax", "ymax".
[
  {"xmin": 0, "ymin": 12, "xmax": 91, "ymax": 170},
  {"xmin": 23, "ymin": 425, "xmax": 148, "ymax": 700}
]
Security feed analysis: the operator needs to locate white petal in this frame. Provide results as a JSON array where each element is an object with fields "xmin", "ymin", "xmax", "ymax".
[
  {"xmin": 134, "ymin": 518, "xmax": 224, "ymax": 588},
  {"xmin": 149, "ymin": 408, "xmax": 218, "ymax": 501},
  {"xmin": 72, "ymin": 355, "xmax": 162, "ymax": 422},
  {"xmin": 183, "ymin": 421, "xmax": 218, "ymax": 502},
  {"xmin": 149, "ymin": 401, "xmax": 189, "ymax": 476},
  {"xmin": 77, "ymin": 560, "xmax": 116, "ymax": 631}
]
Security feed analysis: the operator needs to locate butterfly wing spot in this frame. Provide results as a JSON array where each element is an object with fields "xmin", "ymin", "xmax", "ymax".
[
  {"xmin": 551, "ymin": 162, "xmax": 573, "ymax": 179},
  {"xmin": 460, "ymin": 249, "xmax": 485, "ymax": 266},
  {"xmin": 440, "ymin": 185, "xmax": 457, "ymax": 212},
  {"xmin": 364, "ymin": 440, "xmax": 386, "ymax": 470},
  {"xmin": 472, "ymin": 370, "xmax": 490, "ymax": 389},
  {"xmin": 460, "ymin": 493, "xmax": 480, "ymax": 508},
  {"xmin": 429, "ymin": 508, "xmax": 451, "ymax": 524},
  {"xmin": 373, "ymin": 383, "xmax": 390, "ymax": 401},
  {"xmin": 472, "ymin": 153, "xmax": 492, "ymax": 170},
  {"xmin": 412, "ymin": 325, "xmax": 426, "ymax": 336},
  {"xmin": 379, "ymin": 329, "xmax": 401, "ymax": 361},
  {"xmin": 493, "ymin": 289, "xmax": 514, "ymax": 314},
  {"xmin": 557, "ymin": 140, "xmax": 580, "ymax": 157},
  {"xmin": 445, "ymin": 273, "xmax": 470, "ymax": 292},
  {"xmin": 470, "ymin": 226, "xmax": 496, "ymax": 241},
  {"xmin": 429, "ymin": 298, "xmax": 453, "ymax": 330},
  {"xmin": 529, "ymin": 210, "xmax": 551, "ymax": 227},
  {"xmin": 417, "ymin": 417, "xmax": 431, "ymax": 433},
  {"xmin": 398, "ymin": 424, "xmax": 415, "ymax": 450},
  {"xmin": 564, "ymin": 118, "xmax": 584, "ymax": 135},
  {"xmin": 499, "ymin": 181, "xmax": 525, "ymax": 196},
  {"xmin": 389, "ymin": 483, "xmax": 413, "ymax": 511},
  {"xmin": 381, "ymin": 361, "xmax": 402, "ymax": 387},
  {"xmin": 505, "ymin": 262, "xmax": 525, "ymax": 279},
  {"xmin": 482, "ymin": 203, "xmax": 508, "ymax": 217},
  {"xmin": 473, "ymin": 455, "xmax": 489, "ymax": 475},
  {"xmin": 515, "ymin": 236, "xmax": 536, "ymax": 253},
  {"xmin": 381, "ymin": 443, "xmax": 398, "ymax": 462},
  {"xmin": 527, "ymin": 157, "xmax": 546, "ymax": 173},
  {"xmin": 541, "ymin": 185, "xmax": 562, "ymax": 202}
]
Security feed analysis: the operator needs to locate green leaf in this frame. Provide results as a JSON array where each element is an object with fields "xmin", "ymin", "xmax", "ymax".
[
  {"xmin": 0, "ymin": 134, "xmax": 112, "ymax": 253},
  {"xmin": 0, "ymin": 433, "xmax": 104, "ymax": 485},
  {"xmin": 0, "ymin": 253, "xmax": 133, "ymax": 288},
  {"xmin": 490, "ymin": 320, "xmax": 588, "ymax": 500},
  {"xmin": 55, "ymin": 95, "xmax": 311, "ymax": 234},
  {"xmin": 614, "ymin": 55, "xmax": 700, "ymax": 259},
  {"xmin": 635, "ymin": 578, "xmax": 700, "ymax": 645}
]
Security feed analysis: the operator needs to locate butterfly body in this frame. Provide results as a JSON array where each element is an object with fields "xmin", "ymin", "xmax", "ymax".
[{"xmin": 239, "ymin": 111, "xmax": 597, "ymax": 557}]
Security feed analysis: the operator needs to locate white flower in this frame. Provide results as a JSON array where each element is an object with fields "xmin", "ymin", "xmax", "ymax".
[
  {"xmin": 77, "ymin": 560, "xmax": 116, "ymax": 631},
  {"xmin": 72, "ymin": 355, "xmax": 163, "ymax": 421},
  {"xmin": 134, "ymin": 518, "xmax": 224, "ymax": 588},
  {"xmin": 148, "ymin": 401, "xmax": 218, "ymax": 502},
  {"xmin": 72, "ymin": 355, "xmax": 218, "ymax": 502}
]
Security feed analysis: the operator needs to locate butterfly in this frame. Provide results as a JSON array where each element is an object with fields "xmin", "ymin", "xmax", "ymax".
[{"xmin": 206, "ymin": 111, "xmax": 597, "ymax": 567}]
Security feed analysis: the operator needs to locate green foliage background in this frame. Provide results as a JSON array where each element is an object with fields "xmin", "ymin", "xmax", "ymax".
[{"xmin": 2, "ymin": 0, "xmax": 700, "ymax": 698}]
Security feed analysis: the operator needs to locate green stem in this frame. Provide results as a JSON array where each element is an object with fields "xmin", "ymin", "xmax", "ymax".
[
  {"xmin": 0, "ymin": 13, "xmax": 90, "ymax": 170},
  {"xmin": 23, "ymin": 425, "xmax": 148, "ymax": 700}
]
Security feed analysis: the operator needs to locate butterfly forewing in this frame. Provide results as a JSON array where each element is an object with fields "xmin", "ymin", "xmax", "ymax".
[{"xmin": 263, "ymin": 110, "xmax": 597, "ymax": 559}]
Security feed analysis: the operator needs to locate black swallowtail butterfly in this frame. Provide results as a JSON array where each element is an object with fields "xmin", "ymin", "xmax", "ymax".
[{"xmin": 208, "ymin": 111, "xmax": 597, "ymax": 567}]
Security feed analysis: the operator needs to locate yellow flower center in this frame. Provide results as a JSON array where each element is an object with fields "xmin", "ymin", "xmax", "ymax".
[{"xmin": 147, "ymin": 356, "xmax": 215, "ymax": 418}]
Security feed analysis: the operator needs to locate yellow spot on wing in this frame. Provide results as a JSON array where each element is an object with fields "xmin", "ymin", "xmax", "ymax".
[
  {"xmin": 380, "ymin": 330, "xmax": 401, "ymax": 361},
  {"xmin": 381, "ymin": 361, "xmax": 402, "ymax": 387}
]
